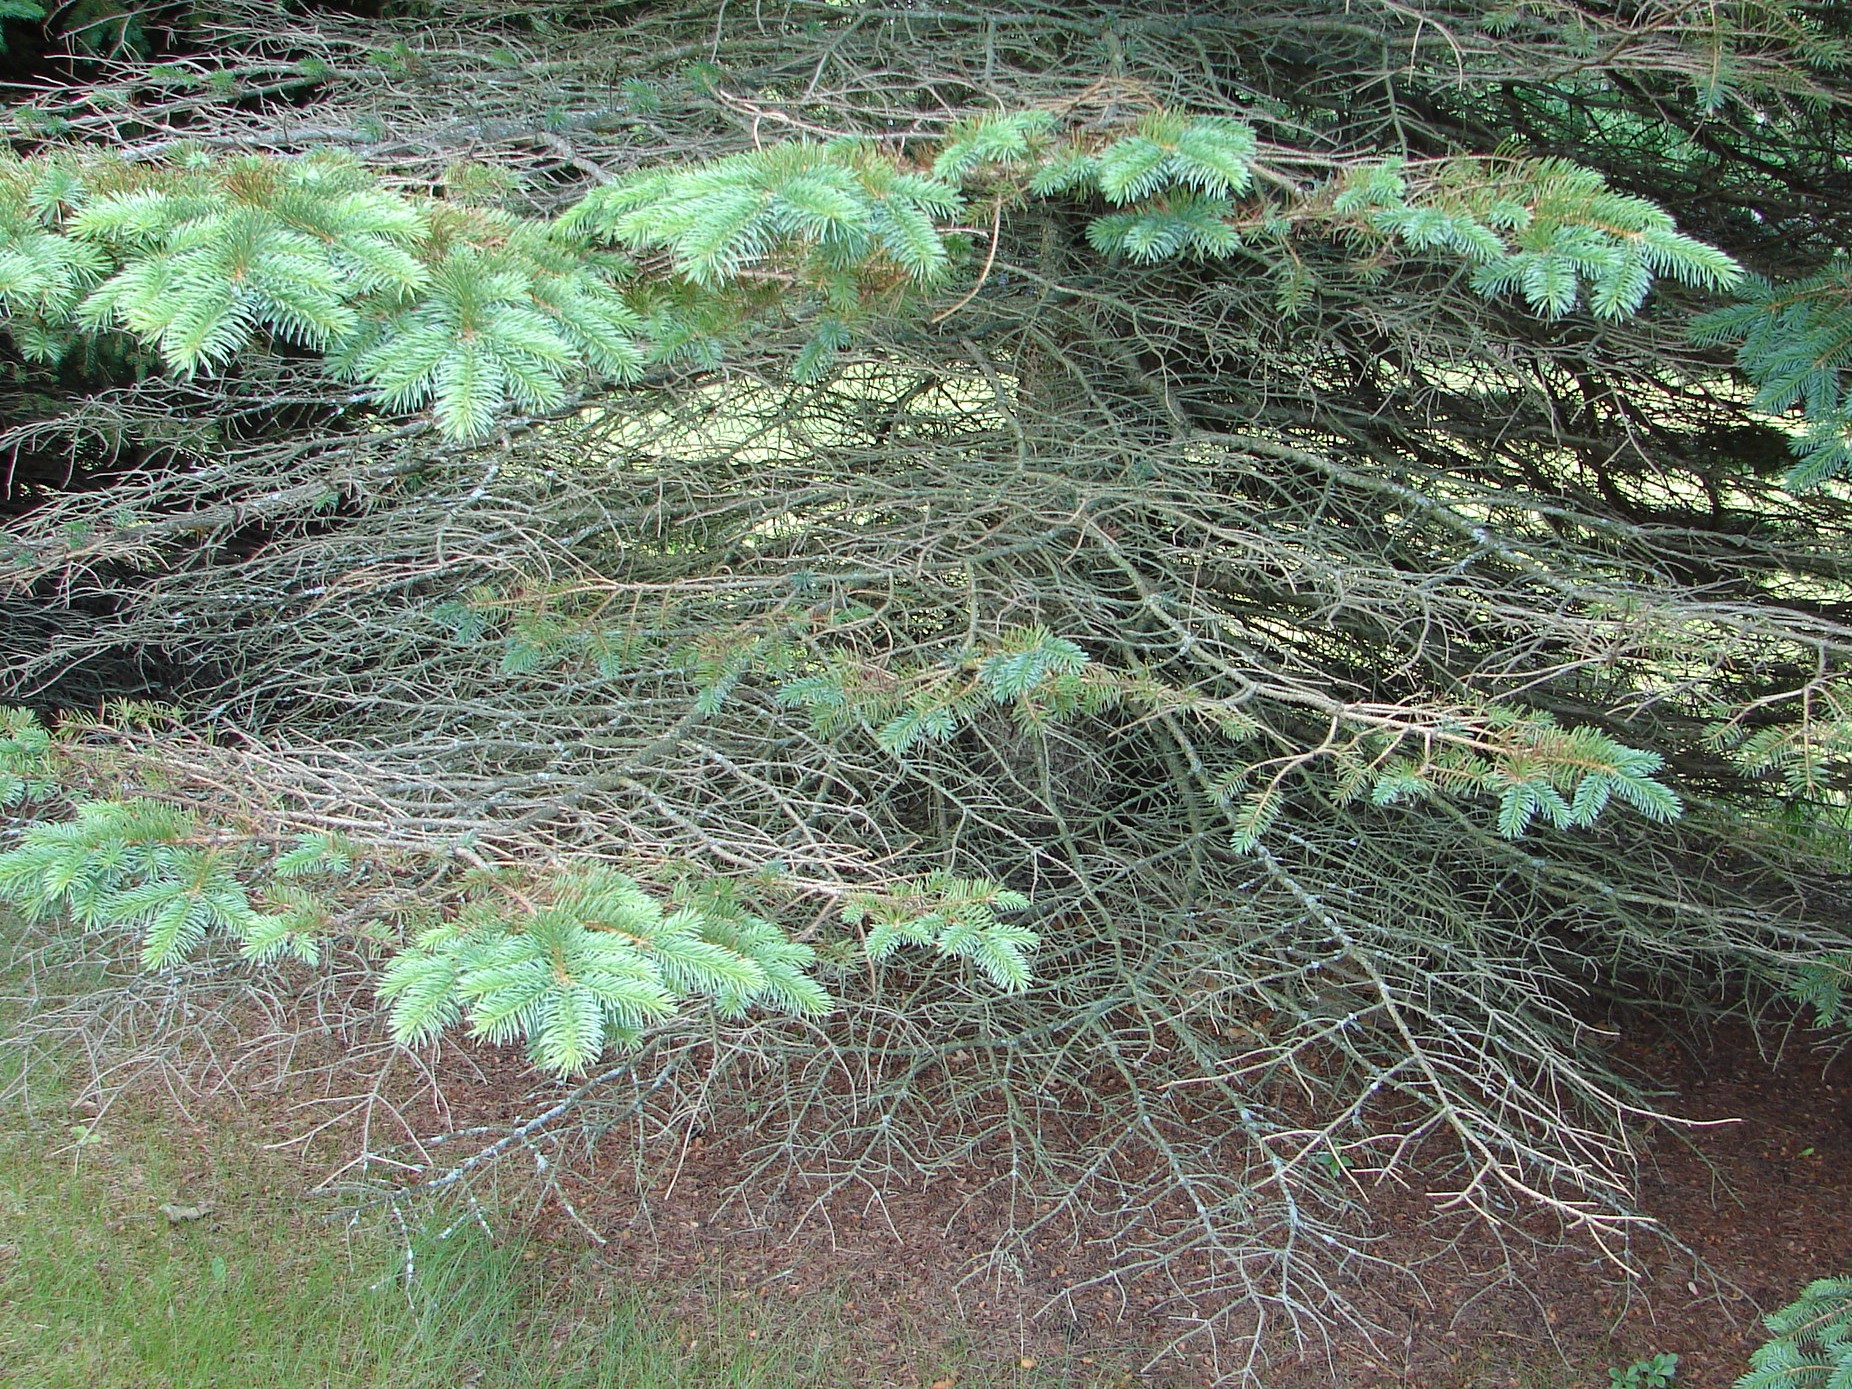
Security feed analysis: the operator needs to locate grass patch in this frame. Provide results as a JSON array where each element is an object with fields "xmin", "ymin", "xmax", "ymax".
[{"xmin": 0, "ymin": 1105, "xmax": 845, "ymax": 1388}]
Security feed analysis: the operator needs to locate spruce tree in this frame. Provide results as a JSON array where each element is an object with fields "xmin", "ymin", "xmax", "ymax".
[{"xmin": 4, "ymin": 0, "xmax": 1852, "ymax": 1373}]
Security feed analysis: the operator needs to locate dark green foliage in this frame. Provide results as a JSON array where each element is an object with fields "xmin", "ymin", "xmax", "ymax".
[
  {"xmin": 1695, "ymin": 264, "xmax": 1852, "ymax": 486},
  {"xmin": 0, "ymin": 0, "xmax": 44, "ymax": 51},
  {"xmin": 1611, "ymin": 1355, "xmax": 1677, "ymax": 1389}
]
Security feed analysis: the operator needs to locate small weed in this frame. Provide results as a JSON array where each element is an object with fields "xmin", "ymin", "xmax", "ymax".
[{"xmin": 1609, "ymin": 1352, "xmax": 1678, "ymax": 1389}]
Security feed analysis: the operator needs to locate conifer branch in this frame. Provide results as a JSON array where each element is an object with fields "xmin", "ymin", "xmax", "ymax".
[{"xmin": 1, "ymin": 111, "xmax": 1740, "ymax": 442}]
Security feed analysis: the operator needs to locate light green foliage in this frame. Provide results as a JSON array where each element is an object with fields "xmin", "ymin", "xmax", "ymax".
[
  {"xmin": 236, "ymin": 884, "xmax": 332, "ymax": 967},
  {"xmin": 0, "ymin": 164, "xmax": 111, "ymax": 355},
  {"xmin": 0, "ymin": 711, "xmax": 1048, "ymax": 1074},
  {"xmin": 843, "ymin": 871, "xmax": 1038, "ymax": 991},
  {"xmin": 564, "ymin": 137, "xmax": 966, "ymax": 379},
  {"xmin": 0, "ymin": 152, "xmax": 646, "ymax": 440},
  {"xmin": 0, "ymin": 705, "xmax": 58, "ymax": 807},
  {"xmin": 1611, "ymin": 1353, "xmax": 1677, "ymax": 1389},
  {"xmin": 0, "ymin": 786, "xmax": 837, "ymax": 1072},
  {"xmin": 474, "ymin": 600, "xmax": 1125, "ymax": 761},
  {"xmin": 378, "ymin": 866, "xmax": 827, "ymax": 1073},
  {"xmin": 778, "ymin": 617, "xmax": 1684, "ymax": 849},
  {"xmin": 1335, "ymin": 157, "xmax": 1740, "ymax": 319},
  {"xmin": 855, "ymin": 625, "xmax": 1098, "ymax": 754},
  {"xmin": 0, "ymin": 796, "xmax": 305, "ymax": 969},
  {"xmin": 930, "ymin": 109, "xmax": 1059, "ymax": 182},
  {"xmin": 1355, "ymin": 712, "xmax": 1682, "ymax": 837},
  {"xmin": 1086, "ymin": 189, "xmax": 1245, "ymax": 263},
  {"xmin": 0, "ymin": 610, "xmax": 1685, "ymax": 1049},
  {"xmin": 1738, "ymin": 1278, "xmax": 1852, "ymax": 1389},
  {"xmin": 68, "ymin": 155, "xmax": 427, "ymax": 371},
  {"xmin": 1693, "ymin": 262, "xmax": 1852, "ymax": 487},
  {"xmin": 450, "ymin": 588, "xmax": 1684, "ymax": 852},
  {"xmin": 1705, "ymin": 739, "xmax": 1852, "ymax": 1047},
  {"xmin": 0, "ymin": 111, "xmax": 1737, "ymax": 440},
  {"xmin": 1229, "ymin": 710, "xmax": 1679, "ymax": 851},
  {"xmin": 1776, "ymin": 952, "xmax": 1852, "ymax": 1029},
  {"xmin": 325, "ymin": 223, "xmax": 645, "ymax": 439},
  {"xmin": 1701, "ymin": 694, "xmax": 1852, "ymax": 1027},
  {"xmin": 1696, "ymin": 692, "xmax": 1852, "ymax": 1014},
  {"xmin": 1077, "ymin": 113, "xmax": 1258, "ymax": 260},
  {"xmin": 272, "ymin": 830, "xmax": 354, "ymax": 880},
  {"xmin": 1086, "ymin": 113, "xmax": 1257, "ymax": 204},
  {"xmin": 569, "ymin": 139, "xmax": 965, "ymax": 287}
]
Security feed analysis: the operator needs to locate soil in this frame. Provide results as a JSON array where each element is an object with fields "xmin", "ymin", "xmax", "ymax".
[
  {"xmin": 348, "ymin": 1014, "xmax": 1852, "ymax": 1389},
  {"xmin": 1258, "ymin": 1018, "xmax": 1852, "ymax": 1389},
  {"xmin": 117, "ymin": 992, "xmax": 1852, "ymax": 1388}
]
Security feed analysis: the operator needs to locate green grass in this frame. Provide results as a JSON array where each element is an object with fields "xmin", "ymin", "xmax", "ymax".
[{"xmin": 0, "ymin": 1107, "xmax": 844, "ymax": 1388}]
